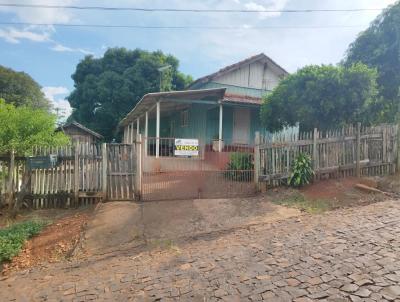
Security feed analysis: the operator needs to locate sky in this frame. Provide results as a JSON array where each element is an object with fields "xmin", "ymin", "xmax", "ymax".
[{"xmin": 0, "ymin": 0, "xmax": 397, "ymax": 120}]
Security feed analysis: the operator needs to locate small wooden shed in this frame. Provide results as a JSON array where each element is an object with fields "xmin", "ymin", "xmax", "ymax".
[{"xmin": 57, "ymin": 121, "xmax": 103, "ymax": 144}]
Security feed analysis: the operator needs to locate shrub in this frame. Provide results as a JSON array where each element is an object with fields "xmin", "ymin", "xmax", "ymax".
[
  {"xmin": 225, "ymin": 152, "xmax": 254, "ymax": 181},
  {"xmin": 288, "ymin": 153, "xmax": 314, "ymax": 187},
  {"xmin": 0, "ymin": 220, "xmax": 46, "ymax": 262}
]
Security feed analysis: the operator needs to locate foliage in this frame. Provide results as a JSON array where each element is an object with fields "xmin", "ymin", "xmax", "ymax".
[
  {"xmin": 0, "ymin": 65, "xmax": 50, "ymax": 110},
  {"xmin": 272, "ymin": 192, "xmax": 331, "ymax": 214},
  {"xmin": 0, "ymin": 220, "xmax": 47, "ymax": 262},
  {"xmin": 344, "ymin": 2, "xmax": 400, "ymax": 122},
  {"xmin": 260, "ymin": 64, "xmax": 379, "ymax": 132},
  {"xmin": 0, "ymin": 100, "xmax": 69, "ymax": 156},
  {"xmin": 225, "ymin": 152, "xmax": 254, "ymax": 181},
  {"xmin": 288, "ymin": 153, "xmax": 314, "ymax": 187},
  {"xmin": 68, "ymin": 48, "xmax": 193, "ymax": 141}
]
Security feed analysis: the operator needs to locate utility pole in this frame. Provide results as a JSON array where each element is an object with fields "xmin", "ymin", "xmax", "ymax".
[{"xmin": 158, "ymin": 65, "xmax": 172, "ymax": 92}]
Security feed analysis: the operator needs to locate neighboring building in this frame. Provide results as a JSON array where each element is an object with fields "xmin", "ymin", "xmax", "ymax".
[
  {"xmin": 57, "ymin": 121, "xmax": 103, "ymax": 144},
  {"xmin": 120, "ymin": 53, "xmax": 288, "ymax": 153}
]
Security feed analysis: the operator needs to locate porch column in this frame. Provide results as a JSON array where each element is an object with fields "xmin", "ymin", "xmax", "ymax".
[
  {"xmin": 156, "ymin": 101, "xmax": 160, "ymax": 158},
  {"xmin": 136, "ymin": 118, "xmax": 140, "ymax": 140},
  {"xmin": 219, "ymin": 103, "xmax": 223, "ymax": 152},
  {"xmin": 145, "ymin": 111, "xmax": 148, "ymax": 156}
]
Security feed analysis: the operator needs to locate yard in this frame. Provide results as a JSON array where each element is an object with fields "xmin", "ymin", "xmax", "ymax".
[{"xmin": 1, "ymin": 176, "xmax": 400, "ymax": 301}]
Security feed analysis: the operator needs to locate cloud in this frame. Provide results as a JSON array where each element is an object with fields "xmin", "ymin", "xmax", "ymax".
[
  {"xmin": 0, "ymin": 0, "xmax": 92, "ymax": 56},
  {"xmin": 51, "ymin": 43, "xmax": 93, "ymax": 55},
  {"xmin": 42, "ymin": 86, "xmax": 72, "ymax": 120},
  {"xmin": 0, "ymin": 0, "xmax": 76, "ymax": 24},
  {"xmin": 245, "ymin": 0, "xmax": 290, "ymax": 19},
  {"xmin": 0, "ymin": 27, "xmax": 51, "ymax": 43}
]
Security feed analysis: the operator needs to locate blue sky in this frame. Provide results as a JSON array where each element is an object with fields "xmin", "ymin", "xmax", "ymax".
[{"xmin": 0, "ymin": 0, "xmax": 396, "ymax": 119}]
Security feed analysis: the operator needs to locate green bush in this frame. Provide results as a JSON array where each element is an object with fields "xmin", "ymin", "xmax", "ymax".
[
  {"xmin": 225, "ymin": 152, "xmax": 254, "ymax": 181},
  {"xmin": 0, "ymin": 220, "xmax": 46, "ymax": 262},
  {"xmin": 288, "ymin": 153, "xmax": 314, "ymax": 187}
]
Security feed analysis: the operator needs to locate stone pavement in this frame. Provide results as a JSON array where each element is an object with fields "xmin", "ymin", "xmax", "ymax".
[{"xmin": 2, "ymin": 200, "xmax": 400, "ymax": 301}]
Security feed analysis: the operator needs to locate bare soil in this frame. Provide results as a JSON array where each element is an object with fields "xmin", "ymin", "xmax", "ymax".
[
  {"xmin": 301, "ymin": 177, "xmax": 385, "ymax": 206},
  {"xmin": 376, "ymin": 174, "xmax": 400, "ymax": 193},
  {"xmin": 1, "ymin": 207, "xmax": 92, "ymax": 275}
]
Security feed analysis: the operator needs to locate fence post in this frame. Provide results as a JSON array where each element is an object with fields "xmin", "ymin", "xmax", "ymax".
[
  {"xmin": 312, "ymin": 128, "xmax": 318, "ymax": 178},
  {"xmin": 6, "ymin": 149, "xmax": 15, "ymax": 207},
  {"xmin": 74, "ymin": 143, "xmax": 79, "ymax": 204},
  {"xmin": 101, "ymin": 143, "xmax": 108, "ymax": 200},
  {"xmin": 254, "ymin": 131, "xmax": 260, "ymax": 191},
  {"xmin": 136, "ymin": 134, "xmax": 142, "ymax": 200},
  {"xmin": 356, "ymin": 122, "xmax": 361, "ymax": 178}
]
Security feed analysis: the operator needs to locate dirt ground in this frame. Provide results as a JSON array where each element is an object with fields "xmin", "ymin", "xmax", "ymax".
[
  {"xmin": 301, "ymin": 177, "xmax": 378, "ymax": 201},
  {"xmin": 376, "ymin": 174, "xmax": 400, "ymax": 193},
  {"xmin": 0, "ymin": 207, "xmax": 93, "ymax": 275}
]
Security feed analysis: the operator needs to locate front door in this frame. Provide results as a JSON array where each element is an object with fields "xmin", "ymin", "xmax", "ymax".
[{"xmin": 233, "ymin": 108, "xmax": 250, "ymax": 144}]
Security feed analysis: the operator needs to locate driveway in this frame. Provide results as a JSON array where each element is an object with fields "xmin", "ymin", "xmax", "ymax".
[
  {"xmin": 2, "ymin": 200, "xmax": 400, "ymax": 301},
  {"xmin": 80, "ymin": 196, "xmax": 300, "ymax": 255}
]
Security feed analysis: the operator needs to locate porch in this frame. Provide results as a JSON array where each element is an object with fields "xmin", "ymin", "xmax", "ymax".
[
  {"xmin": 120, "ymin": 88, "xmax": 259, "ymax": 162},
  {"xmin": 119, "ymin": 89, "xmax": 257, "ymax": 200}
]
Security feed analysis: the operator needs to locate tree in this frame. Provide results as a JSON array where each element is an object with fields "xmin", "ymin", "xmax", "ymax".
[
  {"xmin": 260, "ymin": 64, "xmax": 379, "ymax": 132},
  {"xmin": 68, "ymin": 48, "xmax": 193, "ymax": 141},
  {"xmin": 0, "ymin": 99, "xmax": 68, "ymax": 156},
  {"xmin": 0, "ymin": 99, "xmax": 68, "ymax": 210},
  {"xmin": 344, "ymin": 2, "xmax": 400, "ymax": 122},
  {"xmin": 0, "ymin": 65, "xmax": 50, "ymax": 110}
]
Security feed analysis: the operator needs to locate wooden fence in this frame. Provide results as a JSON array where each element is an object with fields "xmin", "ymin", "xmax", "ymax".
[
  {"xmin": 256, "ymin": 123, "xmax": 399, "ymax": 186},
  {"xmin": 0, "ymin": 143, "xmax": 138, "ymax": 209}
]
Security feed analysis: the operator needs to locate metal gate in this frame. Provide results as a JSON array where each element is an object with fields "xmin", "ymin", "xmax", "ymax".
[
  {"xmin": 106, "ymin": 144, "xmax": 136, "ymax": 200},
  {"xmin": 140, "ymin": 137, "xmax": 256, "ymax": 201}
]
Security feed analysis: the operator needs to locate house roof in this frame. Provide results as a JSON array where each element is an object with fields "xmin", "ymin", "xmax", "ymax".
[
  {"xmin": 119, "ymin": 88, "xmax": 226, "ymax": 127},
  {"xmin": 188, "ymin": 53, "xmax": 289, "ymax": 89},
  {"xmin": 223, "ymin": 94, "xmax": 262, "ymax": 106},
  {"xmin": 58, "ymin": 121, "xmax": 103, "ymax": 139}
]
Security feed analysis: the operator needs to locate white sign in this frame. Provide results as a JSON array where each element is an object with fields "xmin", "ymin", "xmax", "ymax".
[{"xmin": 174, "ymin": 138, "xmax": 199, "ymax": 156}]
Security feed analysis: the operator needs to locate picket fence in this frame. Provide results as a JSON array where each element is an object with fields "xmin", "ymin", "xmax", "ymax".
[
  {"xmin": 255, "ymin": 123, "xmax": 399, "ymax": 186},
  {"xmin": 0, "ymin": 143, "xmax": 137, "ymax": 209},
  {"xmin": 0, "ymin": 123, "xmax": 398, "ymax": 209}
]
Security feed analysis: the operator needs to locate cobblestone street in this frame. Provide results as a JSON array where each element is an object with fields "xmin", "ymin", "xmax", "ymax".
[{"xmin": 2, "ymin": 200, "xmax": 400, "ymax": 301}]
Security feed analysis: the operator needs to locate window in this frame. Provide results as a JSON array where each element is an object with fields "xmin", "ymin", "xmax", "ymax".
[{"xmin": 181, "ymin": 110, "xmax": 189, "ymax": 127}]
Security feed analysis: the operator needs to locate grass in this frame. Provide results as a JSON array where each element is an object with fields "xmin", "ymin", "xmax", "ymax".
[
  {"xmin": 272, "ymin": 192, "xmax": 333, "ymax": 214},
  {"xmin": 0, "ymin": 220, "xmax": 47, "ymax": 263}
]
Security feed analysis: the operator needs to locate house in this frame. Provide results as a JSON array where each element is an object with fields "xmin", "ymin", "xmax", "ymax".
[
  {"xmin": 57, "ymin": 121, "xmax": 103, "ymax": 144},
  {"xmin": 120, "ymin": 54, "xmax": 288, "ymax": 150}
]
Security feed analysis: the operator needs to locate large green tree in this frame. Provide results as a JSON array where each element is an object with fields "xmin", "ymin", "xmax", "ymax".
[
  {"xmin": 344, "ymin": 1, "xmax": 400, "ymax": 122},
  {"xmin": 0, "ymin": 65, "xmax": 50, "ymax": 110},
  {"xmin": 260, "ymin": 64, "xmax": 379, "ymax": 132},
  {"xmin": 68, "ymin": 48, "xmax": 192, "ymax": 141},
  {"xmin": 0, "ymin": 99, "xmax": 68, "ymax": 156}
]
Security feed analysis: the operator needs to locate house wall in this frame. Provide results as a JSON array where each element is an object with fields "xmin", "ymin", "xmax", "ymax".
[
  {"xmin": 142, "ymin": 103, "xmax": 259, "ymax": 146},
  {"xmin": 62, "ymin": 127, "xmax": 98, "ymax": 144},
  {"xmin": 213, "ymin": 61, "xmax": 282, "ymax": 91}
]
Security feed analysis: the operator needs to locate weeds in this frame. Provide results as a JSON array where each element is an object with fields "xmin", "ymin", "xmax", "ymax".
[
  {"xmin": 0, "ymin": 220, "xmax": 47, "ymax": 262},
  {"xmin": 273, "ymin": 192, "xmax": 332, "ymax": 214}
]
